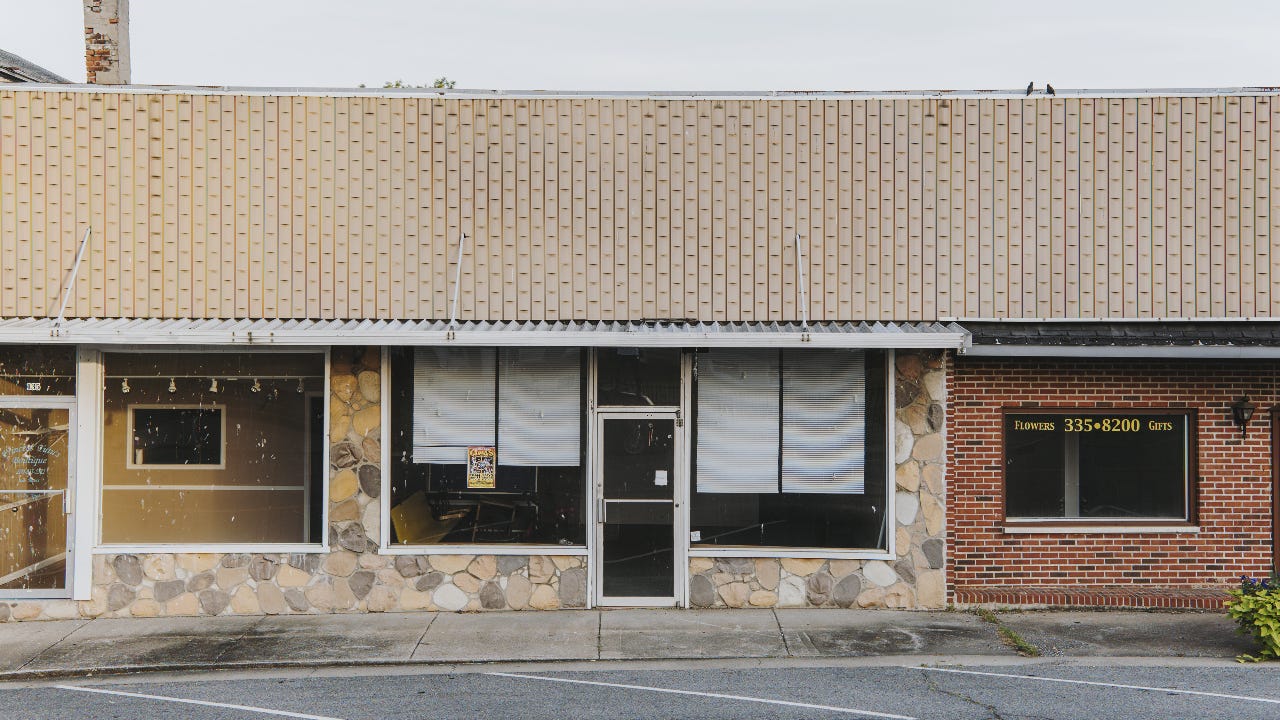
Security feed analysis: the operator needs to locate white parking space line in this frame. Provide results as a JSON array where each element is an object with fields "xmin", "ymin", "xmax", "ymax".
[
  {"xmin": 920, "ymin": 667, "xmax": 1280, "ymax": 705},
  {"xmin": 488, "ymin": 671, "xmax": 917, "ymax": 719},
  {"xmin": 55, "ymin": 684, "xmax": 347, "ymax": 720}
]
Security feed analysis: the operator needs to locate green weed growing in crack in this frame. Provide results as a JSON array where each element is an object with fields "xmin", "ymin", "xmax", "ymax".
[{"xmin": 972, "ymin": 608, "xmax": 1040, "ymax": 657}]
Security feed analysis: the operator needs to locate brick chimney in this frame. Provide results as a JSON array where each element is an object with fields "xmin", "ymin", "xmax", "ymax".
[{"xmin": 84, "ymin": 0, "xmax": 130, "ymax": 84}]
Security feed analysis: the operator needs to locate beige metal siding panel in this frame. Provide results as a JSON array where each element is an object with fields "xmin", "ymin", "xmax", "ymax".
[
  {"xmin": 584, "ymin": 99, "xmax": 602, "ymax": 319},
  {"xmin": 723, "ymin": 101, "xmax": 741, "ymax": 319},
  {"xmin": 1225, "ymin": 97, "xmax": 1242, "ymax": 316},
  {"xmin": 1120, "ymin": 98, "xmax": 1139, "ymax": 317},
  {"xmin": 1272, "ymin": 98, "xmax": 1280, "ymax": 314},
  {"xmin": 1239, "ymin": 96, "xmax": 1256, "ymax": 315},
  {"xmin": 824, "ymin": 101, "xmax": 841, "ymax": 318},
  {"xmin": 1152, "ymin": 97, "xmax": 1172, "ymax": 313},
  {"xmin": 894, "ymin": 101, "xmax": 912, "ymax": 319},
  {"xmin": 6, "ymin": 89, "xmax": 1280, "ymax": 322},
  {"xmin": 1254, "ymin": 97, "xmax": 1271, "ymax": 314},
  {"xmin": 252, "ymin": 95, "xmax": 271, "ymax": 319},
  {"xmin": 1193, "ymin": 98, "xmax": 1212, "ymax": 315},
  {"xmin": 1165, "ymin": 97, "xmax": 1185, "ymax": 315},
  {"xmin": 977, "ymin": 100, "xmax": 995, "ymax": 318},
  {"xmin": 0, "ymin": 91, "xmax": 15, "ymax": 316},
  {"xmin": 642, "ymin": 100, "xmax": 660, "ymax": 318},
  {"xmin": 1179, "ymin": 98, "xmax": 1198, "ymax": 316}
]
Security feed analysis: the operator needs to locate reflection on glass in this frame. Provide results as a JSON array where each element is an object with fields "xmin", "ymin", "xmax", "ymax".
[
  {"xmin": 387, "ymin": 347, "xmax": 587, "ymax": 546},
  {"xmin": 100, "ymin": 353, "xmax": 326, "ymax": 544},
  {"xmin": 0, "ymin": 408, "xmax": 69, "ymax": 590},
  {"xmin": 689, "ymin": 350, "xmax": 889, "ymax": 550},
  {"xmin": 596, "ymin": 348, "xmax": 681, "ymax": 406},
  {"xmin": 600, "ymin": 418, "xmax": 675, "ymax": 598},
  {"xmin": 0, "ymin": 347, "xmax": 75, "ymax": 397}
]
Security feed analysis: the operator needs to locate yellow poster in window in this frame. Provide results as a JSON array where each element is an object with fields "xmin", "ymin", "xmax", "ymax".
[{"xmin": 466, "ymin": 446, "xmax": 496, "ymax": 489}]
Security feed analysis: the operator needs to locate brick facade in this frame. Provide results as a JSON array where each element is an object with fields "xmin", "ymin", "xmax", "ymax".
[{"xmin": 949, "ymin": 357, "xmax": 1277, "ymax": 608}]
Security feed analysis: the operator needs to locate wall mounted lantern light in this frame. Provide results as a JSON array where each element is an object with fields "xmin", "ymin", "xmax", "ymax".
[{"xmin": 1231, "ymin": 396, "xmax": 1256, "ymax": 438}]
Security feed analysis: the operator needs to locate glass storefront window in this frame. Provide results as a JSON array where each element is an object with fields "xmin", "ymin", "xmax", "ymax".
[
  {"xmin": 0, "ymin": 347, "xmax": 76, "ymax": 396},
  {"xmin": 596, "ymin": 348, "xmax": 681, "ymax": 406},
  {"xmin": 689, "ymin": 349, "xmax": 888, "ymax": 550},
  {"xmin": 1004, "ymin": 410, "xmax": 1191, "ymax": 520},
  {"xmin": 99, "ymin": 352, "xmax": 326, "ymax": 544},
  {"xmin": 387, "ymin": 347, "xmax": 586, "ymax": 546}
]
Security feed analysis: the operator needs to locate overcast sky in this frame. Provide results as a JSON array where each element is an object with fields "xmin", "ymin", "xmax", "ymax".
[{"xmin": 3, "ymin": 0, "xmax": 1279, "ymax": 91}]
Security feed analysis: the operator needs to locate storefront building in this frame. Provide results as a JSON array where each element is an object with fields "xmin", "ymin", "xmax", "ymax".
[{"xmin": 0, "ymin": 86, "xmax": 1276, "ymax": 619}]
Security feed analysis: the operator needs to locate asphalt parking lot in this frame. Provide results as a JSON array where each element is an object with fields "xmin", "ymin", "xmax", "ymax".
[{"xmin": 5, "ymin": 660, "xmax": 1279, "ymax": 720}]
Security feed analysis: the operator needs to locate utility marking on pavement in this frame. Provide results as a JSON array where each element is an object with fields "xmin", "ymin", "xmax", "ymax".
[
  {"xmin": 488, "ymin": 671, "xmax": 916, "ymax": 719},
  {"xmin": 55, "ymin": 684, "xmax": 347, "ymax": 720},
  {"xmin": 920, "ymin": 667, "xmax": 1280, "ymax": 705}
]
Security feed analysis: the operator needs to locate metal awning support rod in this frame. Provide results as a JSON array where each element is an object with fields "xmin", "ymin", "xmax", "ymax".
[
  {"xmin": 53, "ymin": 227, "xmax": 92, "ymax": 327},
  {"xmin": 794, "ymin": 233, "xmax": 809, "ymax": 328},
  {"xmin": 448, "ymin": 232, "xmax": 468, "ymax": 329}
]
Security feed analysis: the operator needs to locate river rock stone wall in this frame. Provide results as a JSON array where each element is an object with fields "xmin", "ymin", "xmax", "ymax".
[{"xmin": 687, "ymin": 349, "xmax": 948, "ymax": 609}]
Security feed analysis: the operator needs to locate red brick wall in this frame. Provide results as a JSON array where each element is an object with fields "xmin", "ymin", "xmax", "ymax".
[{"xmin": 949, "ymin": 358, "xmax": 1276, "ymax": 604}]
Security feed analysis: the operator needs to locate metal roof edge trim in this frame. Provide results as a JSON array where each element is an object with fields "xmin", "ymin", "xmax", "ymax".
[
  {"xmin": 964, "ymin": 345, "xmax": 1280, "ymax": 359},
  {"xmin": 5, "ymin": 84, "xmax": 1280, "ymax": 101},
  {"xmin": 0, "ymin": 319, "xmax": 970, "ymax": 349}
]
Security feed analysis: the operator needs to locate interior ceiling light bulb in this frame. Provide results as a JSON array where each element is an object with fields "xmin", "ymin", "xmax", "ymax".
[
  {"xmin": 120, "ymin": 378, "xmax": 130, "ymax": 393},
  {"xmin": 296, "ymin": 377, "xmax": 304, "ymax": 393},
  {"xmin": 209, "ymin": 378, "xmax": 219, "ymax": 393},
  {"xmin": 168, "ymin": 378, "xmax": 177, "ymax": 393},
  {"xmin": 251, "ymin": 378, "xmax": 262, "ymax": 393}
]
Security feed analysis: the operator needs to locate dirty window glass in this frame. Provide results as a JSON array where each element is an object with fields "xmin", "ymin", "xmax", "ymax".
[{"xmin": 100, "ymin": 352, "xmax": 326, "ymax": 544}]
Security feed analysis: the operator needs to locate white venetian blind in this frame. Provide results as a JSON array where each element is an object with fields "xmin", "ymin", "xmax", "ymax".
[
  {"xmin": 695, "ymin": 349, "xmax": 780, "ymax": 493},
  {"xmin": 781, "ymin": 349, "xmax": 866, "ymax": 494},
  {"xmin": 412, "ymin": 347, "xmax": 496, "ymax": 464},
  {"xmin": 498, "ymin": 347, "xmax": 582, "ymax": 466}
]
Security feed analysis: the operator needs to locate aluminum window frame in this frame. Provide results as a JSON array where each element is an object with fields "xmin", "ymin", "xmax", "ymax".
[
  {"xmin": 93, "ymin": 345, "xmax": 331, "ymax": 553},
  {"xmin": 685, "ymin": 348, "xmax": 895, "ymax": 560}
]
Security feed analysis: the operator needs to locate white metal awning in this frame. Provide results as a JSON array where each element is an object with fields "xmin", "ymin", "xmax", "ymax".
[{"xmin": 0, "ymin": 318, "xmax": 971, "ymax": 349}]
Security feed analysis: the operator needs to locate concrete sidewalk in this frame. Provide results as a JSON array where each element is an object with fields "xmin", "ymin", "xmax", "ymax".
[{"xmin": 0, "ymin": 609, "xmax": 1256, "ymax": 680}]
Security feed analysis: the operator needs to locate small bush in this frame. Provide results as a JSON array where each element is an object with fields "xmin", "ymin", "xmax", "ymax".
[{"xmin": 1226, "ymin": 574, "xmax": 1280, "ymax": 662}]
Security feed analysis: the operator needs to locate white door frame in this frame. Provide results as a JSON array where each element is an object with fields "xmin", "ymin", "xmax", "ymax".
[
  {"xmin": 0, "ymin": 395, "xmax": 77, "ymax": 599},
  {"xmin": 591, "ymin": 408, "xmax": 687, "ymax": 607}
]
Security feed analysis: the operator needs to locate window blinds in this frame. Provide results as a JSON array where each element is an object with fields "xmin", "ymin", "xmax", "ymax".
[
  {"xmin": 498, "ymin": 347, "xmax": 581, "ymax": 466},
  {"xmin": 781, "ymin": 350, "xmax": 865, "ymax": 493},
  {"xmin": 412, "ymin": 347, "xmax": 582, "ymax": 467},
  {"xmin": 412, "ymin": 347, "xmax": 496, "ymax": 464},
  {"xmin": 694, "ymin": 350, "xmax": 780, "ymax": 493},
  {"xmin": 694, "ymin": 349, "xmax": 866, "ymax": 495}
]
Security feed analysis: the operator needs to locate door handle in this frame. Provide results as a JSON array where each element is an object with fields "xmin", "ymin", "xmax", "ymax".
[{"xmin": 598, "ymin": 498, "xmax": 606, "ymax": 524}]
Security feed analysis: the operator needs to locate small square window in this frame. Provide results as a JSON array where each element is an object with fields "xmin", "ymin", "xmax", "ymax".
[{"xmin": 128, "ymin": 405, "xmax": 225, "ymax": 469}]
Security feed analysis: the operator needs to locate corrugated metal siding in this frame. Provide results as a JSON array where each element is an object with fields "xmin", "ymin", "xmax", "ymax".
[{"xmin": 1, "ymin": 89, "xmax": 1277, "ymax": 321}]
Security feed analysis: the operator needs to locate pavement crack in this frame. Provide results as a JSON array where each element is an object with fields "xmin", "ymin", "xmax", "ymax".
[
  {"xmin": 410, "ymin": 612, "xmax": 438, "ymax": 659},
  {"xmin": 596, "ymin": 610, "xmax": 603, "ymax": 660},
  {"xmin": 211, "ymin": 616, "xmax": 267, "ymax": 665},
  {"xmin": 772, "ymin": 609, "xmax": 792, "ymax": 657},
  {"xmin": 921, "ymin": 668, "xmax": 1007, "ymax": 720},
  {"xmin": 18, "ymin": 619, "xmax": 93, "ymax": 672}
]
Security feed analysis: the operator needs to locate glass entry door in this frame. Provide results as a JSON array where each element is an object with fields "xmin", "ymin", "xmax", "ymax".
[
  {"xmin": 595, "ymin": 413, "xmax": 682, "ymax": 606},
  {"xmin": 0, "ymin": 401, "xmax": 73, "ymax": 596}
]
